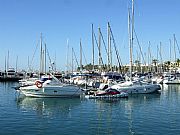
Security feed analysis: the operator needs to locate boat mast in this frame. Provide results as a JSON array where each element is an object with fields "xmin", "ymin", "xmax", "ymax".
[
  {"xmin": 44, "ymin": 43, "xmax": 47, "ymax": 74},
  {"xmin": 42, "ymin": 50, "xmax": 45, "ymax": 73},
  {"xmin": 159, "ymin": 42, "xmax": 163, "ymax": 73},
  {"xmin": 128, "ymin": 7, "xmax": 132, "ymax": 81},
  {"xmin": 98, "ymin": 27, "xmax": 102, "ymax": 71},
  {"xmin": 80, "ymin": 39, "xmax": 82, "ymax": 71},
  {"xmin": 72, "ymin": 47, "xmax": 74, "ymax": 73},
  {"xmin": 148, "ymin": 41, "xmax": 152, "ymax": 72},
  {"xmin": 66, "ymin": 39, "xmax": 69, "ymax": 73},
  {"xmin": 169, "ymin": 39, "xmax": 172, "ymax": 62},
  {"xmin": 173, "ymin": 34, "xmax": 176, "ymax": 72},
  {"xmin": 107, "ymin": 22, "xmax": 112, "ymax": 71},
  {"xmin": 131, "ymin": 0, "xmax": 134, "ymax": 79},
  {"xmin": 54, "ymin": 52, "xmax": 56, "ymax": 73},
  {"xmin": 107, "ymin": 23, "xmax": 110, "ymax": 71},
  {"xmin": 108, "ymin": 22, "xmax": 122, "ymax": 73},
  {"xmin": 40, "ymin": 33, "xmax": 43, "ymax": 75},
  {"xmin": 5, "ymin": 56, "xmax": 6, "ymax": 73},
  {"xmin": 92, "ymin": 24, "xmax": 95, "ymax": 71},
  {"xmin": 157, "ymin": 45, "xmax": 159, "ymax": 73},
  {"xmin": 174, "ymin": 34, "xmax": 177, "ymax": 61},
  {"xmin": 72, "ymin": 47, "xmax": 79, "ymax": 69}
]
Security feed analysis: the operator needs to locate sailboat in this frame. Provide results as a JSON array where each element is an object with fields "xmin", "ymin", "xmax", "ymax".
[{"xmin": 110, "ymin": 0, "xmax": 161, "ymax": 94}]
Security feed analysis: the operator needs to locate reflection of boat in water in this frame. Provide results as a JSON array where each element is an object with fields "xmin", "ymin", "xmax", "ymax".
[
  {"xmin": 160, "ymin": 84, "xmax": 180, "ymax": 98},
  {"xmin": 86, "ymin": 93, "xmax": 161, "ymax": 135},
  {"xmin": 128, "ymin": 93, "xmax": 161, "ymax": 101},
  {"xmin": 92, "ymin": 93, "xmax": 161, "ymax": 104},
  {"xmin": 16, "ymin": 97, "xmax": 81, "ymax": 116},
  {"xmin": 162, "ymin": 84, "xmax": 180, "ymax": 91}
]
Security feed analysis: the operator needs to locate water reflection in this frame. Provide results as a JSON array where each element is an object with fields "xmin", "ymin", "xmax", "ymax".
[
  {"xmin": 162, "ymin": 84, "xmax": 180, "ymax": 91},
  {"xmin": 16, "ymin": 97, "xmax": 81, "ymax": 117},
  {"xmin": 14, "ymin": 88, "xmax": 179, "ymax": 135},
  {"xmin": 91, "ymin": 94, "xmax": 161, "ymax": 105},
  {"xmin": 161, "ymin": 84, "xmax": 180, "ymax": 99},
  {"xmin": 1, "ymin": 82, "xmax": 180, "ymax": 135},
  {"xmin": 85, "ymin": 94, "xmax": 161, "ymax": 135}
]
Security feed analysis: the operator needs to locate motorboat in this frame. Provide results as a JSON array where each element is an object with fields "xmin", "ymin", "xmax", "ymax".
[
  {"xmin": 162, "ymin": 72, "xmax": 180, "ymax": 84},
  {"xmin": 84, "ymin": 88, "xmax": 128, "ymax": 99},
  {"xmin": 110, "ymin": 81, "xmax": 161, "ymax": 94},
  {"xmin": 19, "ymin": 76, "xmax": 83, "ymax": 98}
]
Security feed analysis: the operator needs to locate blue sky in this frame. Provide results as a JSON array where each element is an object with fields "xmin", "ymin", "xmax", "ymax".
[{"xmin": 0, "ymin": 0, "xmax": 180, "ymax": 71}]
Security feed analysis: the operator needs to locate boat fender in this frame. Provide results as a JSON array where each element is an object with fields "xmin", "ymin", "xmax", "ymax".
[{"xmin": 35, "ymin": 81, "xmax": 42, "ymax": 88}]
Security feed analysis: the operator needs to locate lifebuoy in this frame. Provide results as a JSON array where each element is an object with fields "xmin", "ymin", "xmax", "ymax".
[{"xmin": 35, "ymin": 81, "xmax": 42, "ymax": 88}]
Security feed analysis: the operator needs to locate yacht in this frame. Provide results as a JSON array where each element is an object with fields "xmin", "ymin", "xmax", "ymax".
[
  {"xmin": 110, "ymin": 81, "xmax": 161, "ymax": 94},
  {"xmin": 163, "ymin": 73, "xmax": 180, "ymax": 84},
  {"xmin": 19, "ymin": 75, "xmax": 83, "ymax": 98}
]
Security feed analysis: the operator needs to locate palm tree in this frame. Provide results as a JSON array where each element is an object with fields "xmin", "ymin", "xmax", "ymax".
[
  {"xmin": 176, "ymin": 59, "xmax": 180, "ymax": 67},
  {"xmin": 134, "ymin": 60, "xmax": 141, "ymax": 72},
  {"xmin": 164, "ymin": 61, "xmax": 171, "ymax": 71}
]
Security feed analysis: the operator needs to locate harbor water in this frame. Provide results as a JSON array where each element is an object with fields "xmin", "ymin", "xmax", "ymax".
[{"xmin": 0, "ymin": 82, "xmax": 180, "ymax": 135}]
